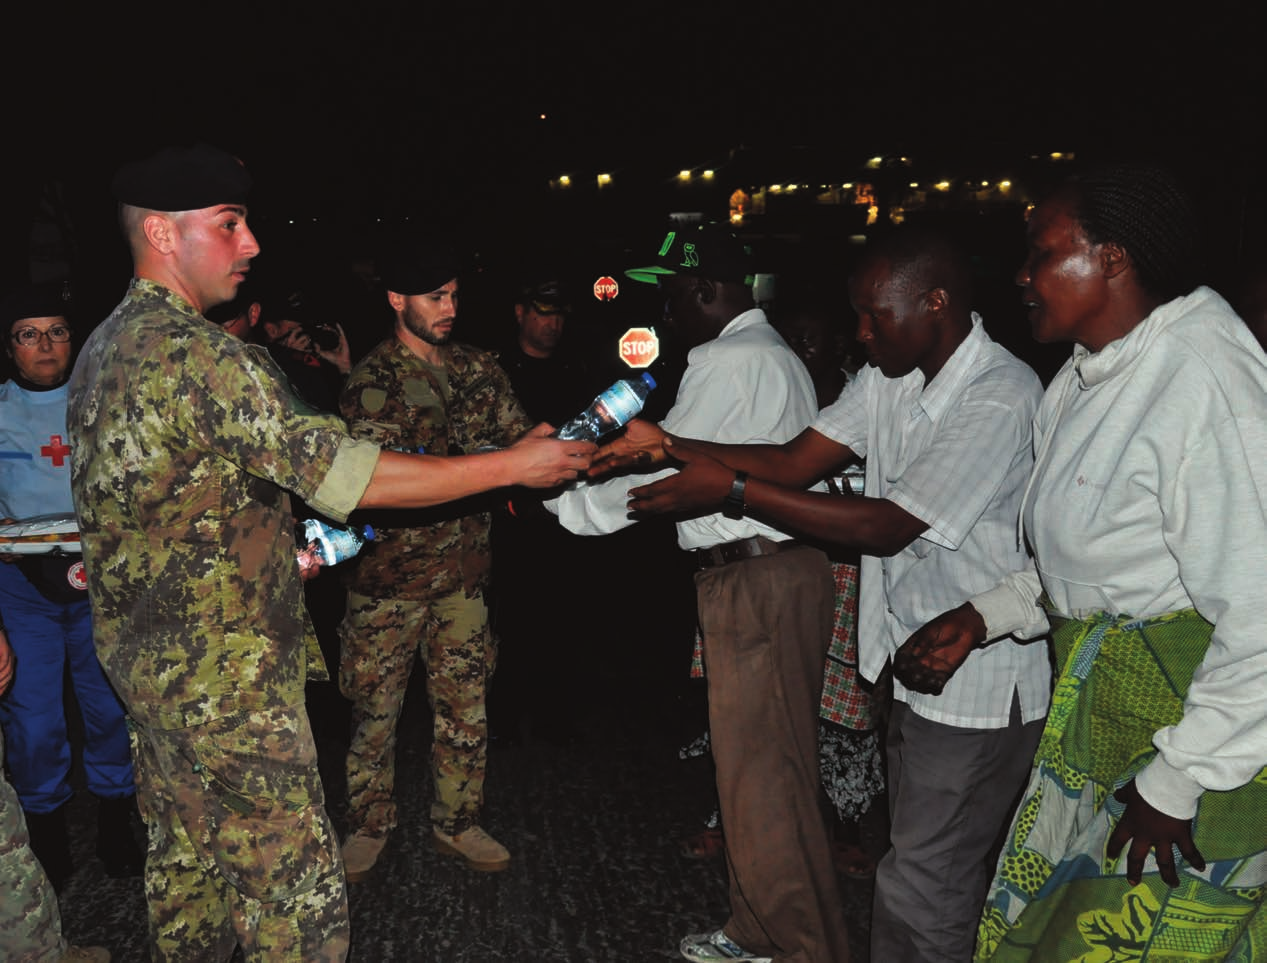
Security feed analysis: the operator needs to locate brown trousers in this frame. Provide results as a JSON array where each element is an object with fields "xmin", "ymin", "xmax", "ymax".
[{"xmin": 696, "ymin": 544, "xmax": 850, "ymax": 963}]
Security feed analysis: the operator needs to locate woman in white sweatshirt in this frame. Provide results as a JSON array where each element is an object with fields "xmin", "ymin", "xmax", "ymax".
[{"xmin": 894, "ymin": 164, "xmax": 1267, "ymax": 962}]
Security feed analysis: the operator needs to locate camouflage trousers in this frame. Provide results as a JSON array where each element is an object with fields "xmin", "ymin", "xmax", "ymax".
[
  {"xmin": 130, "ymin": 706, "xmax": 349, "ymax": 963},
  {"xmin": 0, "ymin": 726, "xmax": 66, "ymax": 962},
  {"xmin": 340, "ymin": 588, "xmax": 494, "ymax": 837}
]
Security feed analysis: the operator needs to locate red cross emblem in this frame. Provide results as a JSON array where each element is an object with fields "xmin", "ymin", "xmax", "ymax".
[{"xmin": 41, "ymin": 434, "xmax": 71, "ymax": 467}]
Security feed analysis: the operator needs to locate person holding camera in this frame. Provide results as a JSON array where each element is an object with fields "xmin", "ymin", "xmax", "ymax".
[
  {"xmin": 259, "ymin": 290, "xmax": 352, "ymax": 413},
  {"xmin": 206, "ymin": 281, "xmax": 352, "ymax": 413}
]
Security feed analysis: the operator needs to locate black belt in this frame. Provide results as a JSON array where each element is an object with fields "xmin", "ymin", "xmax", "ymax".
[{"xmin": 693, "ymin": 536, "xmax": 799, "ymax": 570}]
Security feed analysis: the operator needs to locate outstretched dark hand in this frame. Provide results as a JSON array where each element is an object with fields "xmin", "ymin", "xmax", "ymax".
[
  {"xmin": 893, "ymin": 603, "xmax": 987, "ymax": 695},
  {"xmin": 627, "ymin": 438, "xmax": 733, "ymax": 517},
  {"xmin": 587, "ymin": 419, "xmax": 670, "ymax": 479},
  {"xmin": 1107, "ymin": 779, "xmax": 1205, "ymax": 887}
]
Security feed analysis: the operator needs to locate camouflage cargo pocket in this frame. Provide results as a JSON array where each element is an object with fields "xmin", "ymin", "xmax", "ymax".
[
  {"xmin": 202, "ymin": 770, "xmax": 337, "ymax": 903},
  {"xmin": 192, "ymin": 708, "xmax": 336, "ymax": 904}
]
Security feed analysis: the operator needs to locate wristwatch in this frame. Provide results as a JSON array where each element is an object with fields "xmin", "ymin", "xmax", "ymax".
[{"xmin": 722, "ymin": 470, "xmax": 748, "ymax": 520}]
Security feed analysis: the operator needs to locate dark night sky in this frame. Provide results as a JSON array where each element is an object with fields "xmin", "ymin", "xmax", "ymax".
[
  {"xmin": 7, "ymin": 1, "xmax": 1262, "ymax": 307},
  {"xmin": 21, "ymin": 2, "xmax": 1260, "ymax": 187}
]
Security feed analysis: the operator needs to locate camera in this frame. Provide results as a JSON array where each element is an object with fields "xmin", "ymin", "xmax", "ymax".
[{"xmin": 300, "ymin": 322, "xmax": 341, "ymax": 352}]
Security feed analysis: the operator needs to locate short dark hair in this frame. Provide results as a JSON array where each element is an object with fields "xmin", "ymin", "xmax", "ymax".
[
  {"xmin": 1065, "ymin": 163, "xmax": 1202, "ymax": 302},
  {"xmin": 856, "ymin": 224, "xmax": 975, "ymax": 310}
]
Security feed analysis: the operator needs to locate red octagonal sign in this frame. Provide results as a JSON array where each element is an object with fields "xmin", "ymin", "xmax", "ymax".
[{"xmin": 618, "ymin": 327, "xmax": 659, "ymax": 369}]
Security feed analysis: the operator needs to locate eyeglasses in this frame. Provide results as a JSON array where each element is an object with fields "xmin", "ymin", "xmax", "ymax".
[{"xmin": 10, "ymin": 324, "xmax": 72, "ymax": 346}]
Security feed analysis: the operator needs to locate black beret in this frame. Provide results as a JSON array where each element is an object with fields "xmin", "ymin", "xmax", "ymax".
[
  {"xmin": 112, "ymin": 143, "xmax": 252, "ymax": 212},
  {"xmin": 0, "ymin": 282, "xmax": 72, "ymax": 336},
  {"xmin": 379, "ymin": 237, "xmax": 462, "ymax": 296}
]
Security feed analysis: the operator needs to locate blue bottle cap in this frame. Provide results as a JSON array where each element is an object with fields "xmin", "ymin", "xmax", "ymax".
[
  {"xmin": 362, "ymin": 524, "xmax": 376, "ymax": 541},
  {"xmin": 641, "ymin": 372, "xmax": 656, "ymax": 389}
]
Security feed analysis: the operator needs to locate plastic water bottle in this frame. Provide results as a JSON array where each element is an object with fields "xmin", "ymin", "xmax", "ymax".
[
  {"xmin": 295, "ymin": 518, "xmax": 375, "ymax": 577},
  {"xmin": 554, "ymin": 373, "xmax": 657, "ymax": 442}
]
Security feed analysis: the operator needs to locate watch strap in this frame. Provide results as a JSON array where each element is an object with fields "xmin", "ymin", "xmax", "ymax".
[{"xmin": 722, "ymin": 470, "xmax": 748, "ymax": 520}]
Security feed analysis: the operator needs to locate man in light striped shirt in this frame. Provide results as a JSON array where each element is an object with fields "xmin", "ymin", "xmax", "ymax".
[{"xmin": 618, "ymin": 226, "xmax": 1050, "ymax": 963}]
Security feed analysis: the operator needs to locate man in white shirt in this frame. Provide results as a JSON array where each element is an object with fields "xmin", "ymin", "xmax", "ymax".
[
  {"xmin": 550, "ymin": 224, "xmax": 849, "ymax": 963},
  {"xmin": 618, "ymin": 226, "xmax": 1051, "ymax": 963}
]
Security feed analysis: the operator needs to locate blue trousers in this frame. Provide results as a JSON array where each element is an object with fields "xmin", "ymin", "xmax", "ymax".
[{"xmin": 0, "ymin": 562, "xmax": 134, "ymax": 812}]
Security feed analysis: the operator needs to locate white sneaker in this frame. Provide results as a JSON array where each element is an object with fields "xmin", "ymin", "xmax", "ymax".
[{"xmin": 679, "ymin": 929, "xmax": 772, "ymax": 962}]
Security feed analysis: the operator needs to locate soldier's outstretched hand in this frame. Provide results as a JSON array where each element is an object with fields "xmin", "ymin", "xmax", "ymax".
[{"xmin": 507, "ymin": 423, "xmax": 596, "ymax": 488}]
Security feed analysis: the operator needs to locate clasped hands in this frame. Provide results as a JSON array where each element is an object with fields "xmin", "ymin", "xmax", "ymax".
[
  {"xmin": 586, "ymin": 419, "xmax": 739, "ymax": 517},
  {"xmin": 896, "ymin": 605, "xmax": 1205, "ymax": 889}
]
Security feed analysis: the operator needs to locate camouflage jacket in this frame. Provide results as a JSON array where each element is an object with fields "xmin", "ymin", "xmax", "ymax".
[
  {"xmin": 67, "ymin": 279, "xmax": 379, "ymax": 730},
  {"xmin": 341, "ymin": 338, "xmax": 532, "ymax": 600}
]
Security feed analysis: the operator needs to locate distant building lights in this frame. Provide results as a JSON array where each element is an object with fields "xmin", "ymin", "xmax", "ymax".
[
  {"xmin": 936, "ymin": 180, "xmax": 951, "ymax": 191},
  {"xmin": 999, "ymin": 180, "xmax": 1012, "ymax": 190},
  {"xmin": 909, "ymin": 182, "xmax": 919, "ymax": 189},
  {"xmin": 597, "ymin": 172, "xmax": 612, "ymax": 186},
  {"xmin": 678, "ymin": 170, "xmax": 692, "ymax": 181},
  {"xmin": 703, "ymin": 170, "xmax": 715, "ymax": 179},
  {"xmin": 843, "ymin": 182, "xmax": 854, "ymax": 189},
  {"xmin": 866, "ymin": 157, "xmax": 882, "ymax": 169},
  {"xmin": 981, "ymin": 180, "xmax": 990, "ymax": 187},
  {"xmin": 559, "ymin": 175, "xmax": 571, "ymax": 187}
]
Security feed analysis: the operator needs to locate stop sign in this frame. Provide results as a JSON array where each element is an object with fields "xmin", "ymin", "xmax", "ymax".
[
  {"xmin": 618, "ymin": 327, "xmax": 659, "ymax": 369},
  {"xmin": 593, "ymin": 276, "xmax": 620, "ymax": 301}
]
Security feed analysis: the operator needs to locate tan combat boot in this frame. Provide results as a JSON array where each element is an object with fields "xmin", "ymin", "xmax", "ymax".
[
  {"xmin": 432, "ymin": 825, "xmax": 510, "ymax": 872},
  {"xmin": 341, "ymin": 830, "xmax": 388, "ymax": 883},
  {"xmin": 59, "ymin": 948, "xmax": 111, "ymax": 962}
]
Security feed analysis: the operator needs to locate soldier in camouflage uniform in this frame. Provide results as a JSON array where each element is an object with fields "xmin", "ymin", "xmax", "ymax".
[
  {"xmin": 66, "ymin": 146, "xmax": 592, "ymax": 963},
  {"xmin": 0, "ymin": 631, "xmax": 110, "ymax": 962},
  {"xmin": 339, "ymin": 240, "xmax": 533, "ymax": 879}
]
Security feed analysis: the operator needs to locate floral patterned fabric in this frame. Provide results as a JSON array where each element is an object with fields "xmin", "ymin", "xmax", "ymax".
[{"xmin": 977, "ymin": 608, "xmax": 1267, "ymax": 962}]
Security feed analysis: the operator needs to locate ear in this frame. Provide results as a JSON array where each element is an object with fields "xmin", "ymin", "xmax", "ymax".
[
  {"xmin": 142, "ymin": 213, "xmax": 176, "ymax": 255},
  {"xmin": 247, "ymin": 302, "xmax": 262, "ymax": 328},
  {"xmin": 514, "ymin": 303, "xmax": 526, "ymax": 326},
  {"xmin": 386, "ymin": 290, "xmax": 406, "ymax": 313},
  {"xmin": 1100, "ymin": 241, "xmax": 1130, "ymax": 280},
  {"xmin": 923, "ymin": 287, "xmax": 949, "ymax": 316},
  {"xmin": 695, "ymin": 279, "xmax": 717, "ymax": 305}
]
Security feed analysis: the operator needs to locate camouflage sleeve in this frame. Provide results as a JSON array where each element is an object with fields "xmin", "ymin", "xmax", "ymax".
[
  {"xmin": 340, "ymin": 353, "xmax": 403, "ymax": 448},
  {"xmin": 448, "ymin": 347, "xmax": 534, "ymax": 453},
  {"xmin": 340, "ymin": 344, "xmax": 447, "ymax": 454},
  {"xmin": 150, "ymin": 330, "xmax": 359, "ymax": 505}
]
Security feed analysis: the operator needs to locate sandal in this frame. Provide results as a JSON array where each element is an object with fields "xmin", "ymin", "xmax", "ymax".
[
  {"xmin": 832, "ymin": 841, "xmax": 875, "ymax": 879},
  {"xmin": 680, "ymin": 826, "xmax": 726, "ymax": 860}
]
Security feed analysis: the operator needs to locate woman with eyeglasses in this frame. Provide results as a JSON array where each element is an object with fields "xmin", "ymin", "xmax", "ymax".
[{"xmin": 0, "ymin": 282, "xmax": 142, "ymax": 893}]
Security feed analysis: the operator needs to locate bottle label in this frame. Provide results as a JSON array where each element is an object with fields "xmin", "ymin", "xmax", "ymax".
[
  {"xmin": 302, "ymin": 518, "xmax": 365, "ymax": 567},
  {"xmin": 597, "ymin": 381, "xmax": 642, "ymax": 425}
]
